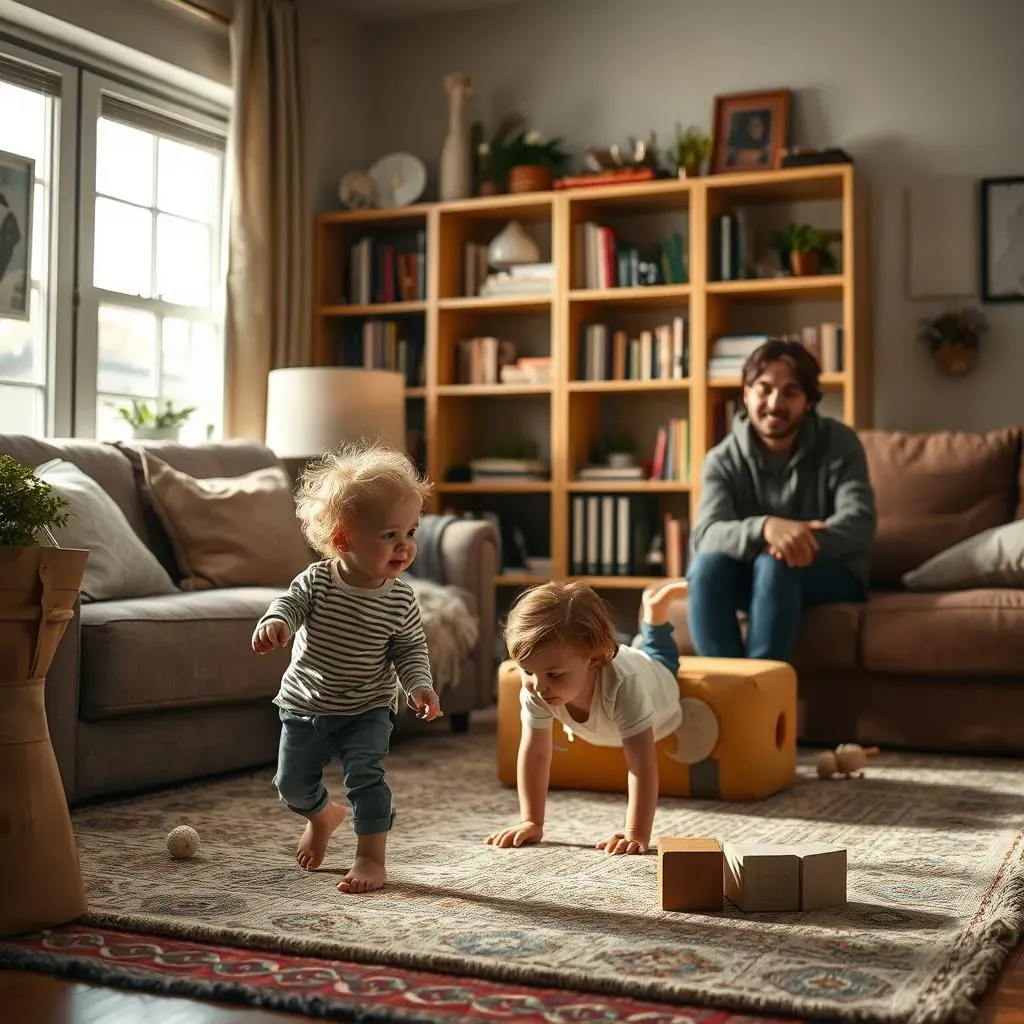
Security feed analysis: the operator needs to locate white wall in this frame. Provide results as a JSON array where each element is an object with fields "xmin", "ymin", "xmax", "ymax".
[{"xmin": 359, "ymin": 0, "xmax": 1024, "ymax": 432}]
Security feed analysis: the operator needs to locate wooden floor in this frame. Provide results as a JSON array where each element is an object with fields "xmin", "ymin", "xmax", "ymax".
[{"xmin": 1, "ymin": 940, "xmax": 1021, "ymax": 1023}]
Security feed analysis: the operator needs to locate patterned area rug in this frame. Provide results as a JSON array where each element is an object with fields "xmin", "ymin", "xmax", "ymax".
[
  {"xmin": 62, "ymin": 723, "xmax": 1024, "ymax": 1023},
  {"xmin": 0, "ymin": 923, "xmax": 801, "ymax": 1023}
]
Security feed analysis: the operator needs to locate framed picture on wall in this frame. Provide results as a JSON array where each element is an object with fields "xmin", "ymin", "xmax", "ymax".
[
  {"xmin": 710, "ymin": 89, "xmax": 791, "ymax": 176},
  {"xmin": 980, "ymin": 176, "xmax": 1024, "ymax": 302},
  {"xmin": 0, "ymin": 149, "xmax": 34, "ymax": 321}
]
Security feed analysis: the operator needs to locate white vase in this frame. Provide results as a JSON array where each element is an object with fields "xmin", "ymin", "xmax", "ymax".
[
  {"xmin": 439, "ymin": 73, "xmax": 473, "ymax": 201},
  {"xmin": 132, "ymin": 427, "xmax": 179, "ymax": 442},
  {"xmin": 488, "ymin": 221, "xmax": 540, "ymax": 269}
]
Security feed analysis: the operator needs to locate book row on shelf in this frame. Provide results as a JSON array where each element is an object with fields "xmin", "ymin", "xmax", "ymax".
[
  {"xmin": 571, "ymin": 494, "xmax": 688, "ymax": 579},
  {"xmin": 348, "ymin": 233, "xmax": 427, "ymax": 305},
  {"xmin": 575, "ymin": 418, "xmax": 690, "ymax": 485},
  {"xmin": 463, "ymin": 245, "xmax": 553, "ymax": 298},
  {"xmin": 707, "ymin": 325, "xmax": 843, "ymax": 380},
  {"xmin": 578, "ymin": 317, "xmax": 689, "ymax": 382},
  {"xmin": 456, "ymin": 338, "xmax": 552, "ymax": 385},
  {"xmin": 576, "ymin": 222, "xmax": 688, "ymax": 289},
  {"xmin": 339, "ymin": 320, "xmax": 426, "ymax": 387}
]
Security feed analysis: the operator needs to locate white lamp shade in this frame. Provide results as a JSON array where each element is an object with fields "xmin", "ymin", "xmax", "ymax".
[{"xmin": 265, "ymin": 367, "xmax": 406, "ymax": 458}]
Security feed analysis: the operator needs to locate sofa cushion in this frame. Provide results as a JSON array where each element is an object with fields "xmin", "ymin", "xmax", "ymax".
[
  {"xmin": 860, "ymin": 428, "xmax": 1020, "ymax": 589},
  {"xmin": 0, "ymin": 435, "xmax": 149, "ymax": 542},
  {"xmin": 79, "ymin": 588, "xmax": 289, "ymax": 720},
  {"xmin": 116, "ymin": 439, "xmax": 298, "ymax": 583},
  {"xmin": 860, "ymin": 589, "xmax": 1024, "ymax": 677},
  {"xmin": 636, "ymin": 589, "xmax": 862, "ymax": 671},
  {"xmin": 138, "ymin": 451, "xmax": 311, "ymax": 590},
  {"xmin": 35, "ymin": 458, "xmax": 178, "ymax": 601},
  {"xmin": 903, "ymin": 519, "xmax": 1024, "ymax": 591}
]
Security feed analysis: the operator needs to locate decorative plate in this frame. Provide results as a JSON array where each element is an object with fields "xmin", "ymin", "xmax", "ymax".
[{"xmin": 368, "ymin": 152, "xmax": 427, "ymax": 208}]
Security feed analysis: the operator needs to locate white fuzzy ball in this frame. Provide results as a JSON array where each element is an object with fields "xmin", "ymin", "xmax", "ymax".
[
  {"xmin": 816, "ymin": 750, "xmax": 838, "ymax": 778},
  {"xmin": 166, "ymin": 824, "xmax": 200, "ymax": 860}
]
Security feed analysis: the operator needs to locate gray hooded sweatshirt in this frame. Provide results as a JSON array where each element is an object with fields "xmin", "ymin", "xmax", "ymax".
[{"xmin": 690, "ymin": 411, "xmax": 877, "ymax": 588}]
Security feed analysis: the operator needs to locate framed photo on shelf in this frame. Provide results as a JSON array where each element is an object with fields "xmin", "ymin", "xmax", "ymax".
[
  {"xmin": 0, "ymin": 149, "xmax": 34, "ymax": 321},
  {"xmin": 980, "ymin": 176, "xmax": 1024, "ymax": 303},
  {"xmin": 710, "ymin": 89, "xmax": 791, "ymax": 176}
]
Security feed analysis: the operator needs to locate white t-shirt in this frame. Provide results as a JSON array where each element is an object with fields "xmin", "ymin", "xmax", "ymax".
[{"xmin": 519, "ymin": 643, "xmax": 682, "ymax": 748}]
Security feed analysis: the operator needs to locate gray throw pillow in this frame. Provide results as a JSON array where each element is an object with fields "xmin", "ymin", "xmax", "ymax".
[
  {"xmin": 35, "ymin": 458, "xmax": 179, "ymax": 601},
  {"xmin": 902, "ymin": 519, "xmax": 1024, "ymax": 591}
]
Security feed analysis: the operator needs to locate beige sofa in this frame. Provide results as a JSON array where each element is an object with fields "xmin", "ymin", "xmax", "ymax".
[
  {"xmin": 650, "ymin": 427, "xmax": 1024, "ymax": 757},
  {"xmin": 0, "ymin": 435, "xmax": 499, "ymax": 804}
]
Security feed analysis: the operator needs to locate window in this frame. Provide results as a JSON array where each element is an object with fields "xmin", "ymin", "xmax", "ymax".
[
  {"xmin": 0, "ymin": 38, "xmax": 227, "ymax": 441},
  {"xmin": 77, "ymin": 75, "xmax": 228, "ymax": 443},
  {"xmin": 0, "ymin": 46, "xmax": 76, "ymax": 436}
]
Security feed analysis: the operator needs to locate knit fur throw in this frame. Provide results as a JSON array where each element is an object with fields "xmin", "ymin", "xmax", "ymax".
[{"xmin": 405, "ymin": 576, "xmax": 479, "ymax": 693}]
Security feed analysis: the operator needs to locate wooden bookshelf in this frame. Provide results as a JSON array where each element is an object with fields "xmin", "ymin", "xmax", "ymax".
[{"xmin": 312, "ymin": 163, "xmax": 871, "ymax": 592}]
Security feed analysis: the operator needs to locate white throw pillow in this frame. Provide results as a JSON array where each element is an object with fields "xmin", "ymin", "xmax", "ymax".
[
  {"xmin": 35, "ymin": 458, "xmax": 179, "ymax": 601},
  {"xmin": 902, "ymin": 519, "xmax": 1024, "ymax": 591}
]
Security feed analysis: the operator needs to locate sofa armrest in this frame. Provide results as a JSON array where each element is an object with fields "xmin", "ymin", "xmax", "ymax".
[
  {"xmin": 45, "ymin": 595, "xmax": 81, "ymax": 802},
  {"xmin": 438, "ymin": 518, "xmax": 499, "ymax": 701}
]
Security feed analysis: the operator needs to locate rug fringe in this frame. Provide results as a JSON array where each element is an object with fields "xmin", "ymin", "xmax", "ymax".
[{"xmin": 909, "ymin": 844, "xmax": 1024, "ymax": 1024}]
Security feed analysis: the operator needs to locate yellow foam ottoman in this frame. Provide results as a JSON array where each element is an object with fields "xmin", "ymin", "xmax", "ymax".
[{"xmin": 497, "ymin": 656, "xmax": 796, "ymax": 802}]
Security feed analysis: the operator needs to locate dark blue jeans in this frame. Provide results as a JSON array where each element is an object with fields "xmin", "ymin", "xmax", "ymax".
[
  {"xmin": 273, "ymin": 706, "xmax": 395, "ymax": 836},
  {"xmin": 686, "ymin": 551, "xmax": 865, "ymax": 662}
]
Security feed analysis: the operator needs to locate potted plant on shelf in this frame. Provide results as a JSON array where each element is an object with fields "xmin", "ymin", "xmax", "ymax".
[
  {"xmin": 917, "ymin": 306, "xmax": 988, "ymax": 377},
  {"xmin": 776, "ymin": 223, "xmax": 835, "ymax": 276},
  {"xmin": 605, "ymin": 433, "xmax": 638, "ymax": 469},
  {"xmin": 117, "ymin": 398, "xmax": 197, "ymax": 441},
  {"xmin": 675, "ymin": 124, "xmax": 711, "ymax": 178},
  {"xmin": 0, "ymin": 455, "xmax": 89, "ymax": 936},
  {"xmin": 495, "ymin": 129, "xmax": 570, "ymax": 194}
]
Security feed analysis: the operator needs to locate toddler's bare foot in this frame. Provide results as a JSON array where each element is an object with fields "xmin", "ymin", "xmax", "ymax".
[
  {"xmin": 338, "ymin": 855, "xmax": 387, "ymax": 894},
  {"xmin": 296, "ymin": 801, "xmax": 347, "ymax": 871},
  {"xmin": 338, "ymin": 830, "xmax": 388, "ymax": 894}
]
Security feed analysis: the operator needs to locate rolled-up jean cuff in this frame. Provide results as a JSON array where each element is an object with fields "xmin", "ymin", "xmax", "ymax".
[
  {"xmin": 284, "ymin": 792, "xmax": 329, "ymax": 818},
  {"xmin": 354, "ymin": 810, "xmax": 395, "ymax": 836}
]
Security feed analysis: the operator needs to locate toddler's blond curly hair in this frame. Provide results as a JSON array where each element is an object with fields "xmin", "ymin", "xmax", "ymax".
[
  {"xmin": 294, "ymin": 440, "xmax": 433, "ymax": 558},
  {"xmin": 503, "ymin": 580, "xmax": 619, "ymax": 667}
]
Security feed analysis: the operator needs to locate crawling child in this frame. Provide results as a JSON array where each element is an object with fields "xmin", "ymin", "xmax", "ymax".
[
  {"xmin": 252, "ymin": 440, "xmax": 442, "ymax": 894},
  {"xmin": 486, "ymin": 578, "xmax": 689, "ymax": 855}
]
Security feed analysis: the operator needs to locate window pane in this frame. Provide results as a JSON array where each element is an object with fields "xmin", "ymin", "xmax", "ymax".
[
  {"xmin": 95, "ymin": 393, "xmax": 145, "ymax": 442},
  {"xmin": 94, "ymin": 197, "xmax": 152, "ymax": 297},
  {"xmin": 97, "ymin": 303, "xmax": 157, "ymax": 396},
  {"xmin": 0, "ymin": 83, "xmax": 45, "ymax": 167},
  {"xmin": 0, "ymin": 286, "xmax": 44, "ymax": 383},
  {"xmin": 161, "ymin": 318, "xmax": 221, "ymax": 442},
  {"xmin": 96, "ymin": 118, "xmax": 153, "ymax": 206},
  {"xmin": 0, "ymin": 382, "xmax": 44, "ymax": 434},
  {"xmin": 158, "ymin": 138, "xmax": 218, "ymax": 221},
  {"xmin": 156, "ymin": 213, "xmax": 209, "ymax": 306}
]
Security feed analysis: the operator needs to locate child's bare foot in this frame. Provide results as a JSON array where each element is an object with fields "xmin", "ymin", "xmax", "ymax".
[
  {"xmin": 296, "ymin": 801, "xmax": 347, "ymax": 870},
  {"xmin": 338, "ymin": 856, "xmax": 387, "ymax": 894},
  {"xmin": 338, "ymin": 830, "xmax": 388, "ymax": 894}
]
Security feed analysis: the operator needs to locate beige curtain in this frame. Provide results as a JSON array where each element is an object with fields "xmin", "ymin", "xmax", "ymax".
[{"xmin": 224, "ymin": 0, "xmax": 310, "ymax": 440}]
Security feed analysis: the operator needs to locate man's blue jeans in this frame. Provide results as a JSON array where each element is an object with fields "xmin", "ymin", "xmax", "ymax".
[{"xmin": 686, "ymin": 551, "xmax": 865, "ymax": 662}]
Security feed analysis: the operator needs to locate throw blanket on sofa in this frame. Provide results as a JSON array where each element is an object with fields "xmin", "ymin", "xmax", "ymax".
[
  {"xmin": 404, "ymin": 514, "xmax": 458, "ymax": 583},
  {"xmin": 404, "ymin": 575, "xmax": 478, "ymax": 693}
]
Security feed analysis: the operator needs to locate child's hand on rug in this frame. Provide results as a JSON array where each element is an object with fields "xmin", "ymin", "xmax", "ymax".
[
  {"xmin": 409, "ymin": 686, "xmax": 443, "ymax": 721},
  {"xmin": 641, "ymin": 580, "xmax": 689, "ymax": 626},
  {"xmin": 485, "ymin": 821, "xmax": 543, "ymax": 848},
  {"xmin": 596, "ymin": 829, "xmax": 649, "ymax": 856},
  {"xmin": 252, "ymin": 618, "xmax": 289, "ymax": 654}
]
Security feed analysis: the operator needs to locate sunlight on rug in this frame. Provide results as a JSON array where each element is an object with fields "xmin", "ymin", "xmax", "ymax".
[{"xmin": 67, "ymin": 722, "xmax": 1024, "ymax": 1024}]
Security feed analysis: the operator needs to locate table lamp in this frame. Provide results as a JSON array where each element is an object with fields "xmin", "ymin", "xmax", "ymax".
[{"xmin": 265, "ymin": 367, "xmax": 406, "ymax": 465}]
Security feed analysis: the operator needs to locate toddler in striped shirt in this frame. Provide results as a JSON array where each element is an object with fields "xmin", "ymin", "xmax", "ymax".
[{"xmin": 251, "ymin": 441, "xmax": 442, "ymax": 895}]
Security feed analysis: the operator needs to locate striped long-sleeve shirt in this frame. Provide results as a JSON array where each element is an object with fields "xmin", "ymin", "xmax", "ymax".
[{"xmin": 258, "ymin": 560, "xmax": 434, "ymax": 716}]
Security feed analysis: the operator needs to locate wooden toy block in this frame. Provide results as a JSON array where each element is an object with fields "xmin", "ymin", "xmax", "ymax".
[
  {"xmin": 657, "ymin": 837, "xmax": 724, "ymax": 912},
  {"xmin": 723, "ymin": 842, "xmax": 847, "ymax": 912},
  {"xmin": 497, "ymin": 656, "xmax": 797, "ymax": 801}
]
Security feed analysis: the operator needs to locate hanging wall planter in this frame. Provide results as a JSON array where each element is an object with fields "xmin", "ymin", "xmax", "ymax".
[{"xmin": 918, "ymin": 307, "xmax": 988, "ymax": 378}]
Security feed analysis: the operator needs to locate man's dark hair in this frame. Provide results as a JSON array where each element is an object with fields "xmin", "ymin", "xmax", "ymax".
[{"xmin": 741, "ymin": 338, "xmax": 822, "ymax": 406}]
